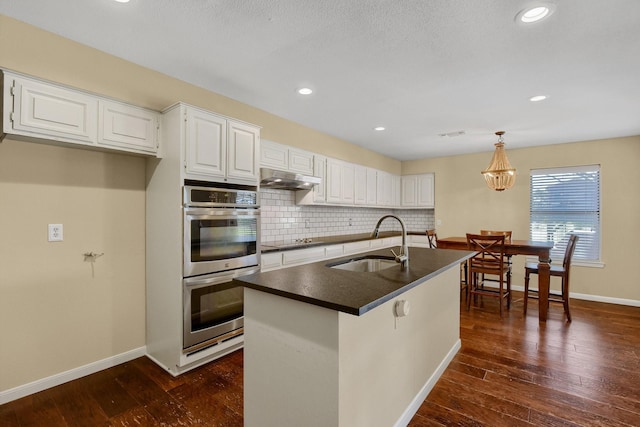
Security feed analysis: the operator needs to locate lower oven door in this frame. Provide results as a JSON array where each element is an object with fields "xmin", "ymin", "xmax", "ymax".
[{"xmin": 183, "ymin": 266, "xmax": 259, "ymax": 353}]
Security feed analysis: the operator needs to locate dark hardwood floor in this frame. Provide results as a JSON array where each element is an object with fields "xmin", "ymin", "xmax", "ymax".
[{"xmin": 2, "ymin": 292, "xmax": 639, "ymax": 426}]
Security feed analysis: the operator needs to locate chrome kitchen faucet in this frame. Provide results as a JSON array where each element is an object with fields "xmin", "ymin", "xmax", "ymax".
[{"xmin": 371, "ymin": 215, "xmax": 409, "ymax": 268}]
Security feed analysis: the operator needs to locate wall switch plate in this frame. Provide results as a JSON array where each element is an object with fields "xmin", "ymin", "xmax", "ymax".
[{"xmin": 48, "ymin": 224, "xmax": 63, "ymax": 242}]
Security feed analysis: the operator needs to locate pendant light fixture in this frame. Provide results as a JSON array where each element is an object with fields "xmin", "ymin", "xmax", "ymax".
[{"xmin": 481, "ymin": 131, "xmax": 516, "ymax": 191}]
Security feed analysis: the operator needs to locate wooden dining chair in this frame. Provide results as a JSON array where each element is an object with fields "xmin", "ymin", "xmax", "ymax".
[
  {"xmin": 479, "ymin": 230, "xmax": 513, "ymax": 287},
  {"xmin": 524, "ymin": 234, "xmax": 579, "ymax": 321},
  {"xmin": 466, "ymin": 233, "xmax": 511, "ymax": 317},
  {"xmin": 428, "ymin": 229, "xmax": 469, "ymax": 299}
]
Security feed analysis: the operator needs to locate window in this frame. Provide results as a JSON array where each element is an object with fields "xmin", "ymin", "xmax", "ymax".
[{"xmin": 530, "ymin": 165, "xmax": 600, "ymax": 263}]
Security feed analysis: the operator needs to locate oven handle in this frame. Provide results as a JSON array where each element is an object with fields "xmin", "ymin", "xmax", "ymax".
[
  {"xmin": 183, "ymin": 266, "xmax": 260, "ymax": 288},
  {"xmin": 184, "ymin": 208, "xmax": 260, "ymax": 217}
]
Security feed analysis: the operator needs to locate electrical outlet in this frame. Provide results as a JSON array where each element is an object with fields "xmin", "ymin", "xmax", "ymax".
[
  {"xmin": 305, "ymin": 219, "xmax": 310, "ymax": 229},
  {"xmin": 48, "ymin": 224, "xmax": 63, "ymax": 242},
  {"xmin": 436, "ymin": 219, "xmax": 442, "ymax": 226}
]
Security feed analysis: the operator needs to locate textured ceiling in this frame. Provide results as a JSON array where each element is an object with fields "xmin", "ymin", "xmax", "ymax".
[{"xmin": 1, "ymin": 0, "xmax": 639, "ymax": 160}]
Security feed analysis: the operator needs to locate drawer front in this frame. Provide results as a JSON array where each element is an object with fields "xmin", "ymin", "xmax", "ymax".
[{"xmin": 282, "ymin": 247, "xmax": 326, "ymax": 266}]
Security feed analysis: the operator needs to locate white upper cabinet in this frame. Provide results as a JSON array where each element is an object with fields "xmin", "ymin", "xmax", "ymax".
[
  {"xmin": 401, "ymin": 175, "xmax": 419, "ymax": 206},
  {"xmin": 401, "ymin": 173, "xmax": 435, "ymax": 208},
  {"xmin": 326, "ymin": 158, "xmax": 355, "ymax": 204},
  {"xmin": 227, "ymin": 120, "xmax": 260, "ymax": 182},
  {"xmin": 354, "ymin": 165, "xmax": 367, "ymax": 205},
  {"xmin": 98, "ymin": 100, "xmax": 159, "ymax": 155},
  {"xmin": 185, "ymin": 108, "xmax": 227, "ymax": 178},
  {"xmin": 376, "ymin": 171, "xmax": 393, "ymax": 206},
  {"xmin": 366, "ymin": 168, "xmax": 378, "ymax": 205},
  {"xmin": 297, "ymin": 154, "xmax": 327, "ymax": 205},
  {"xmin": 312, "ymin": 155, "xmax": 327, "ymax": 202},
  {"xmin": 4, "ymin": 73, "xmax": 98, "ymax": 145},
  {"xmin": 260, "ymin": 139, "xmax": 288, "ymax": 169},
  {"xmin": 181, "ymin": 105, "xmax": 259, "ymax": 185},
  {"xmin": 2, "ymin": 71, "xmax": 160, "ymax": 156},
  {"xmin": 260, "ymin": 139, "xmax": 314, "ymax": 174}
]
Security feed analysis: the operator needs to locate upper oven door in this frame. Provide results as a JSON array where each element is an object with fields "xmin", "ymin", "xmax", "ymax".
[{"xmin": 184, "ymin": 207, "xmax": 260, "ymax": 278}]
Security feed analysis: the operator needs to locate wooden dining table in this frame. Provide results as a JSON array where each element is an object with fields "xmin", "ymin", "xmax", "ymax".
[{"xmin": 437, "ymin": 236, "xmax": 555, "ymax": 322}]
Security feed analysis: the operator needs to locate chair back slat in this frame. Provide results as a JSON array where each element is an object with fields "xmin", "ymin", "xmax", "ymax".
[
  {"xmin": 466, "ymin": 233, "xmax": 506, "ymax": 271},
  {"xmin": 563, "ymin": 234, "xmax": 579, "ymax": 268},
  {"xmin": 480, "ymin": 229, "xmax": 512, "ymax": 243},
  {"xmin": 426, "ymin": 229, "xmax": 438, "ymax": 249}
]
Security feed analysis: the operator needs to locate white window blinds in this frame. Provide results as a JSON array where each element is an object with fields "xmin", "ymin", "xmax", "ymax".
[{"xmin": 530, "ymin": 165, "xmax": 600, "ymax": 263}]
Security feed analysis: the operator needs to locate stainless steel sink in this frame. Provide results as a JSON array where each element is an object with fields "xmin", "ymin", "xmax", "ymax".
[{"xmin": 327, "ymin": 256, "xmax": 398, "ymax": 272}]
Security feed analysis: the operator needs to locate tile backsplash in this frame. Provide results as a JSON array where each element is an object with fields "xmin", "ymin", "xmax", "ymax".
[{"xmin": 260, "ymin": 189, "xmax": 435, "ymax": 244}]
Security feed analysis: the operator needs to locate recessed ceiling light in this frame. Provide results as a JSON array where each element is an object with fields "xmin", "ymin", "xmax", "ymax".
[
  {"xmin": 516, "ymin": 4, "xmax": 556, "ymax": 23},
  {"xmin": 530, "ymin": 95, "xmax": 547, "ymax": 102},
  {"xmin": 374, "ymin": 126, "xmax": 385, "ymax": 131},
  {"xmin": 297, "ymin": 88, "xmax": 313, "ymax": 95},
  {"xmin": 114, "ymin": 0, "xmax": 130, "ymax": 3}
]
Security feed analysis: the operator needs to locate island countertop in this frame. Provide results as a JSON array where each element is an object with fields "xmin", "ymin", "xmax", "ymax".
[{"xmin": 234, "ymin": 246, "xmax": 473, "ymax": 316}]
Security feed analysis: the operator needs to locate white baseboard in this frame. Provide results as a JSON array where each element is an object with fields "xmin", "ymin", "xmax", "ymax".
[
  {"xmin": 0, "ymin": 346, "xmax": 146, "ymax": 405},
  {"xmin": 487, "ymin": 283, "xmax": 640, "ymax": 307},
  {"xmin": 568, "ymin": 292, "xmax": 640, "ymax": 307},
  {"xmin": 394, "ymin": 338, "xmax": 462, "ymax": 427}
]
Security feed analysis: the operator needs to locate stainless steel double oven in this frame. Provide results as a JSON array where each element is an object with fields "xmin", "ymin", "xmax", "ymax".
[{"xmin": 182, "ymin": 182, "xmax": 260, "ymax": 354}]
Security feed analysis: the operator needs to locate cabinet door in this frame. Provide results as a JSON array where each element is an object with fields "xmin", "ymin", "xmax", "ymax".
[
  {"xmin": 288, "ymin": 148, "xmax": 314, "ymax": 174},
  {"xmin": 326, "ymin": 159, "xmax": 343, "ymax": 204},
  {"xmin": 313, "ymin": 155, "xmax": 327, "ymax": 202},
  {"xmin": 227, "ymin": 120, "xmax": 259, "ymax": 183},
  {"xmin": 392, "ymin": 175, "xmax": 401, "ymax": 207},
  {"xmin": 366, "ymin": 168, "xmax": 377, "ymax": 205},
  {"xmin": 417, "ymin": 173, "xmax": 435, "ymax": 207},
  {"xmin": 401, "ymin": 175, "xmax": 418, "ymax": 207},
  {"xmin": 260, "ymin": 140, "xmax": 288, "ymax": 169},
  {"xmin": 185, "ymin": 108, "xmax": 226, "ymax": 178},
  {"xmin": 10, "ymin": 75, "xmax": 98, "ymax": 145},
  {"xmin": 98, "ymin": 100, "xmax": 159, "ymax": 155},
  {"xmin": 354, "ymin": 165, "xmax": 367, "ymax": 205},
  {"xmin": 341, "ymin": 162, "xmax": 355, "ymax": 204},
  {"xmin": 376, "ymin": 171, "xmax": 392, "ymax": 206}
]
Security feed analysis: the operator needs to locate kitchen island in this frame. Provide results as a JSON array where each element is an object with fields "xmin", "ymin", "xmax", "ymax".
[{"xmin": 235, "ymin": 246, "xmax": 472, "ymax": 427}]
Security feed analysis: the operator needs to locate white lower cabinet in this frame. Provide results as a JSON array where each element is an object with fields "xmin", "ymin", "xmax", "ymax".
[
  {"xmin": 261, "ymin": 237, "xmax": 402, "ymax": 272},
  {"xmin": 260, "ymin": 252, "xmax": 284, "ymax": 272},
  {"xmin": 409, "ymin": 234, "xmax": 432, "ymax": 248},
  {"xmin": 343, "ymin": 240, "xmax": 371, "ymax": 255},
  {"xmin": 282, "ymin": 247, "xmax": 326, "ymax": 267},
  {"xmin": 2, "ymin": 70, "xmax": 160, "ymax": 156}
]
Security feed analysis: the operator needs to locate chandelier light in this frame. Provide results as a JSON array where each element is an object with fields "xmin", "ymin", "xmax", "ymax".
[{"xmin": 481, "ymin": 131, "xmax": 516, "ymax": 191}]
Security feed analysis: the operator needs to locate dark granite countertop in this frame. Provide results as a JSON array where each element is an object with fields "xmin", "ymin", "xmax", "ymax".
[
  {"xmin": 234, "ymin": 246, "xmax": 473, "ymax": 316},
  {"xmin": 260, "ymin": 231, "xmax": 426, "ymax": 253}
]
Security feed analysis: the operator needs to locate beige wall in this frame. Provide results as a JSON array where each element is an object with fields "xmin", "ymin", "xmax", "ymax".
[
  {"xmin": 403, "ymin": 135, "xmax": 640, "ymax": 301},
  {"xmin": 0, "ymin": 139, "xmax": 147, "ymax": 391}
]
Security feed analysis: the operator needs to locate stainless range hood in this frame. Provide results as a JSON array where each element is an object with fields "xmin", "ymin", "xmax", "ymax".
[{"xmin": 260, "ymin": 167, "xmax": 321, "ymax": 190}]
